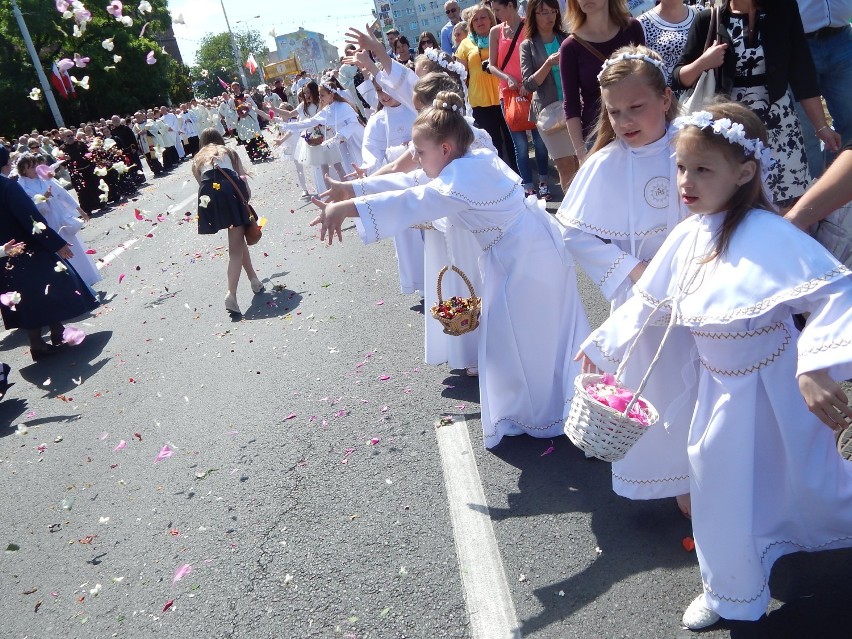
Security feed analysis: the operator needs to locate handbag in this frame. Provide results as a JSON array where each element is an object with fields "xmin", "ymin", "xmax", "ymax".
[
  {"xmin": 536, "ymin": 101, "xmax": 567, "ymax": 133},
  {"xmin": 214, "ymin": 162, "xmax": 263, "ymax": 246},
  {"xmin": 812, "ymin": 202, "xmax": 852, "ymax": 268},
  {"xmin": 681, "ymin": 7, "xmax": 720, "ymax": 114},
  {"xmin": 504, "ymin": 90, "xmax": 536, "ymax": 132},
  {"xmin": 498, "ymin": 21, "xmax": 536, "ymax": 132}
]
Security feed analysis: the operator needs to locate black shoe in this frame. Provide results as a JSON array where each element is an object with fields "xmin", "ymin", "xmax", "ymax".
[{"xmin": 31, "ymin": 344, "xmax": 65, "ymax": 362}]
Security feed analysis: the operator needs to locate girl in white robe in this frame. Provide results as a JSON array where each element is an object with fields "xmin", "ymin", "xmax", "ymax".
[
  {"xmin": 17, "ymin": 159, "xmax": 101, "ymax": 287},
  {"xmin": 556, "ymin": 47, "xmax": 694, "ymax": 505},
  {"xmin": 578, "ymin": 102, "xmax": 852, "ymax": 629},
  {"xmin": 278, "ymin": 83, "xmax": 365, "ymax": 174},
  {"xmin": 312, "ymin": 90, "xmax": 591, "ymax": 448},
  {"xmin": 362, "ymin": 85, "xmax": 423, "ymax": 296}
]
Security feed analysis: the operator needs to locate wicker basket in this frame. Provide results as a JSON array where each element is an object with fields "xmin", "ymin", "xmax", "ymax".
[
  {"xmin": 430, "ymin": 265, "xmax": 481, "ymax": 336},
  {"xmin": 565, "ymin": 373, "xmax": 659, "ymax": 462}
]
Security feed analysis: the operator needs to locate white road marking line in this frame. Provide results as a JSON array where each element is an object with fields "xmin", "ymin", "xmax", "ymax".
[
  {"xmin": 96, "ymin": 192, "xmax": 197, "ymax": 270},
  {"xmin": 436, "ymin": 417, "xmax": 522, "ymax": 639}
]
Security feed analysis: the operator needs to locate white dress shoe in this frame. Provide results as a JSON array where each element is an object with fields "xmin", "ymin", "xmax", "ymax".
[{"xmin": 682, "ymin": 594, "xmax": 721, "ymax": 630}]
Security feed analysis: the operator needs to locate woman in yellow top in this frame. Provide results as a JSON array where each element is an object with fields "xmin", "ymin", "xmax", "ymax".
[{"xmin": 455, "ymin": 2, "xmax": 519, "ymax": 173}]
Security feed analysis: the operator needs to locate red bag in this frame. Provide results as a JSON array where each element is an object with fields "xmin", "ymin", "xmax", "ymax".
[{"xmin": 503, "ymin": 89, "xmax": 536, "ymax": 132}]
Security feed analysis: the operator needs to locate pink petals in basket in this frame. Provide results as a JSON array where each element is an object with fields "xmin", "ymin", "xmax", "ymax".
[{"xmin": 584, "ymin": 373, "xmax": 652, "ymax": 426}]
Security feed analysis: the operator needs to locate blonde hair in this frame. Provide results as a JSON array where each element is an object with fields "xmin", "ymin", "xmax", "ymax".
[
  {"xmin": 566, "ymin": 0, "xmax": 630, "ymax": 32},
  {"xmin": 675, "ymin": 100, "xmax": 775, "ymax": 260},
  {"xmin": 466, "ymin": 4, "xmax": 497, "ymax": 34},
  {"xmin": 412, "ymin": 90, "xmax": 474, "ymax": 153},
  {"xmin": 413, "ymin": 73, "xmax": 464, "ymax": 110},
  {"xmin": 589, "ymin": 45, "xmax": 677, "ymax": 156}
]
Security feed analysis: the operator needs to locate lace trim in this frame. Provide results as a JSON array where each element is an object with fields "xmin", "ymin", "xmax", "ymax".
[
  {"xmin": 438, "ymin": 182, "xmax": 519, "ymax": 207},
  {"xmin": 471, "ymin": 226, "xmax": 504, "ymax": 251},
  {"xmin": 600, "ymin": 252, "xmax": 630, "ymax": 288},
  {"xmin": 694, "ymin": 324, "xmax": 791, "ymax": 377},
  {"xmin": 560, "ymin": 217, "xmax": 667, "ymax": 239},
  {"xmin": 690, "ymin": 322, "xmax": 786, "ymax": 340},
  {"xmin": 679, "ymin": 267, "xmax": 851, "ymax": 324},
  {"xmin": 356, "ymin": 179, "xmax": 380, "ymax": 243},
  {"xmin": 704, "ymin": 534, "xmax": 852, "ymax": 604},
  {"xmin": 591, "ymin": 335, "xmax": 621, "ymax": 365},
  {"xmin": 612, "ymin": 471, "xmax": 690, "ymax": 485},
  {"xmin": 483, "ymin": 415, "xmax": 563, "ymax": 439},
  {"xmin": 801, "ymin": 337, "xmax": 852, "ymax": 355}
]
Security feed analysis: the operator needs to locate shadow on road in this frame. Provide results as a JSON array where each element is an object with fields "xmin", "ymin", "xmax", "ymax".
[
  {"xmin": 242, "ymin": 288, "xmax": 304, "ymax": 320},
  {"xmin": 17, "ymin": 331, "xmax": 113, "ymax": 399},
  {"xmin": 440, "ymin": 372, "xmax": 480, "ymax": 403},
  {"xmin": 487, "ymin": 435, "xmax": 695, "ymax": 635}
]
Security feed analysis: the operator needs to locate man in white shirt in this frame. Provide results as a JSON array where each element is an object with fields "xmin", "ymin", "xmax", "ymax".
[
  {"xmin": 795, "ymin": 0, "xmax": 852, "ymax": 177},
  {"xmin": 158, "ymin": 106, "xmax": 184, "ymax": 167},
  {"xmin": 180, "ymin": 104, "xmax": 200, "ymax": 157}
]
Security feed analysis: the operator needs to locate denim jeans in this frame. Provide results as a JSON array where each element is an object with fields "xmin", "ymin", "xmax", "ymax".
[
  {"xmin": 500, "ymin": 99, "xmax": 550, "ymax": 187},
  {"xmin": 795, "ymin": 25, "xmax": 852, "ymax": 178}
]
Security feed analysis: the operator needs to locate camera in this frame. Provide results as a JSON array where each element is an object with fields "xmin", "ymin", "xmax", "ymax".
[{"xmin": 481, "ymin": 60, "xmax": 491, "ymax": 73}]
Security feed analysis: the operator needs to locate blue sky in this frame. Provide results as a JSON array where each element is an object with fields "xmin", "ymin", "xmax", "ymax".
[{"xmin": 167, "ymin": 0, "xmax": 377, "ymax": 66}]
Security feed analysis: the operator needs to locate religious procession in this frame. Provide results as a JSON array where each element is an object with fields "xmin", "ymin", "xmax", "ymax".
[{"xmin": 1, "ymin": 0, "xmax": 852, "ymax": 636}]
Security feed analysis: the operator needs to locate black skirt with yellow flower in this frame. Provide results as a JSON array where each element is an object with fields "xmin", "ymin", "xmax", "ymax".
[{"xmin": 197, "ymin": 167, "xmax": 252, "ymax": 234}]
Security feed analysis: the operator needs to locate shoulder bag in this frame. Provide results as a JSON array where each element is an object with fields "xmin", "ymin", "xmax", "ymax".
[
  {"xmin": 681, "ymin": 7, "xmax": 720, "ymax": 114},
  {"xmin": 501, "ymin": 21, "xmax": 537, "ymax": 132},
  {"xmin": 214, "ymin": 163, "xmax": 262, "ymax": 246}
]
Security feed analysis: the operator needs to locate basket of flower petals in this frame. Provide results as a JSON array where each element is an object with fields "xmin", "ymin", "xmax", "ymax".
[
  {"xmin": 565, "ymin": 372, "xmax": 658, "ymax": 462},
  {"xmin": 430, "ymin": 265, "xmax": 481, "ymax": 336},
  {"xmin": 304, "ymin": 127, "xmax": 325, "ymax": 147}
]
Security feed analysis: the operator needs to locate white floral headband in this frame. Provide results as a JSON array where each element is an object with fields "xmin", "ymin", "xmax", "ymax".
[
  {"xmin": 597, "ymin": 53, "xmax": 666, "ymax": 82},
  {"xmin": 433, "ymin": 99, "xmax": 460, "ymax": 112},
  {"xmin": 672, "ymin": 110, "xmax": 773, "ymax": 179},
  {"xmin": 422, "ymin": 47, "xmax": 468, "ymax": 83}
]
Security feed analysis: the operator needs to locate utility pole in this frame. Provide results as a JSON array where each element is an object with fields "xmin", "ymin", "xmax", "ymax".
[
  {"xmin": 10, "ymin": 0, "xmax": 65, "ymax": 127},
  {"xmin": 219, "ymin": 0, "xmax": 248, "ymax": 87}
]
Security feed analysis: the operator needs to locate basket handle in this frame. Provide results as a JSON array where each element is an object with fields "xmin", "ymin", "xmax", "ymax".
[
  {"xmin": 614, "ymin": 296, "xmax": 677, "ymax": 418},
  {"xmin": 436, "ymin": 265, "xmax": 477, "ymax": 305}
]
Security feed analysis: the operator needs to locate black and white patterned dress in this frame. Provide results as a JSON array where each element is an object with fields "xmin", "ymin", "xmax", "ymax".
[
  {"xmin": 638, "ymin": 6, "xmax": 698, "ymax": 85},
  {"xmin": 726, "ymin": 13, "xmax": 810, "ymax": 204}
]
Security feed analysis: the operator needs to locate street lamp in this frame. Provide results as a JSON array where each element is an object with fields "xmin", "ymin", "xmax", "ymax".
[{"xmin": 219, "ymin": 0, "xmax": 248, "ymax": 87}]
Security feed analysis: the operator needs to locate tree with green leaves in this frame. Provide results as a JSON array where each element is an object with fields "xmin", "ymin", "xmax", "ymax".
[
  {"xmin": 0, "ymin": 0, "xmax": 192, "ymax": 137},
  {"xmin": 189, "ymin": 29, "xmax": 268, "ymax": 99}
]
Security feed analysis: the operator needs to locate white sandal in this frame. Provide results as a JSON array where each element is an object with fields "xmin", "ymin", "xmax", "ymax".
[
  {"xmin": 225, "ymin": 294, "xmax": 241, "ymax": 316},
  {"xmin": 682, "ymin": 594, "xmax": 720, "ymax": 630},
  {"xmin": 250, "ymin": 278, "xmax": 265, "ymax": 294}
]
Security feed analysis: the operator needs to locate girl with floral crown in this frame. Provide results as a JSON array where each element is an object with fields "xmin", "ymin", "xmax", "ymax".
[
  {"xmin": 577, "ymin": 100, "xmax": 852, "ymax": 630},
  {"xmin": 557, "ymin": 45, "xmax": 695, "ymax": 515},
  {"xmin": 310, "ymin": 90, "xmax": 590, "ymax": 449}
]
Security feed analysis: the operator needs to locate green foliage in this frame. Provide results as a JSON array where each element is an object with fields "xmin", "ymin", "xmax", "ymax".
[
  {"xmin": 190, "ymin": 29, "xmax": 268, "ymax": 98},
  {"xmin": 0, "ymin": 0, "xmax": 191, "ymax": 137}
]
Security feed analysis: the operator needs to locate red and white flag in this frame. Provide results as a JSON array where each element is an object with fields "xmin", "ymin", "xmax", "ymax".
[
  {"xmin": 50, "ymin": 62, "xmax": 76, "ymax": 99},
  {"xmin": 244, "ymin": 53, "xmax": 258, "ymax": 75}
]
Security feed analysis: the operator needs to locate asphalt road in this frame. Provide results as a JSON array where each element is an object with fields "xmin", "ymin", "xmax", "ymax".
[{"xmin": 1, "ymin": 141, "xmax": 850, "ymax": 639}]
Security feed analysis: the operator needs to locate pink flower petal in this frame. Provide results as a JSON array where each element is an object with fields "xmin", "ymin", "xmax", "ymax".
[
  {"xmin": 146, "ymin": 50, "xmax": 156, "ymax": 65},
  {"xmin": 85, "ymin": 249, "xmax": 96, "ymax": 254},
  {"xmin": 369, "ymin": 437, "xmax": 380, "ymax": 445},
  {"xmin": 172, "ymin": 563, "xmax": 192, "ymax": 585},
  {"xmin": 113, "ymin": 440, "xmax": 126, "ymax": 451},
  {"xmin": 375, "ymin": 300, "xmax": 384, "ymax": 305},
  {"xmin": 62, "ymin": 325, "xmax": 86, "ymax": 346},
  {"xmin": 118, "ymin": 273, "xmax": 126, "ymax": 283},
  {"xmin": 379, "ymin": 375, "xmax": 390, "ymax": 381},
  {"xmin": 540, "ymin": 444, "xmax": 555, "ymax": 457},
  {"xmin": 56, "ymin": 58, "xmax": 74, "ymax": 72},
  {"xmin": 283, "ymin": 413, "xmax": 297, "ymax": 420},
  {"xmin": 154, "ymin": 444, "xmax": 174, "ymax": 463}
]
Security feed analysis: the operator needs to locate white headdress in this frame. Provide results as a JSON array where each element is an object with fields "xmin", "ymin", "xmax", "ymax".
[
  {"xmin": 597, "ymin": 53, "xmax": 666, "ymax": 82},
  {"xmin": 672, "ymin": 110, "xmax": 773, "ymax": 180},
  {"xmin": 432, "ymin": 99, "xmax": 460, "ymax": 112},
  {"xmin": 422, "ymin": 47, "xmax": 468, "ymax": 83}
]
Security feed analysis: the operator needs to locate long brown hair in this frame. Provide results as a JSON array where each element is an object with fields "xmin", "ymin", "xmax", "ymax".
[
  {"xmin": 566, "ymin": 0, "xmax": 630, "ymax": 32},
  {"xmin": 590, "ymin": 45, "xmax": 677, "ymax": 156},
  {"xmin": 525, "ymin": 0, "xmax": 568, "ymax": 40},
  {"xmin": 675, "ymin": 100, "xmax": 775, "ymax": 260}
]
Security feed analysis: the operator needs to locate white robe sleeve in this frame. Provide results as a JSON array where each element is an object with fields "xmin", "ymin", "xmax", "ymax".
[
  {"xmin": 794, "ymin": 277, "xmax": 852, "ymax": 381},
  {"xmin": 354, "ymin": 179, "xmax": 468, "ymax": 245},
  {"xmin": 562, "ymin": 226, "xmax": 641, "ymax": 301},
  {"xmin": 352, "ymin": 170, "xmax": 424, "ymax": 197}
]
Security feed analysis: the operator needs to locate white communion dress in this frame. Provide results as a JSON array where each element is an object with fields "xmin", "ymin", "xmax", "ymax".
[
  {"xmin": 556, "ymin": 130, "xmax": 694, "ymax": 499},
  {"xmin": 351, "ymin": 148, "xmax": 591, "ymax": 448},
  {"xmin": 582, "ymin": 209, "xmax": 852, "ymax": 621}
]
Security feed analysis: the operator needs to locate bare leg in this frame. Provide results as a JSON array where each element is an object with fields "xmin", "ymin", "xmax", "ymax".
[
  {"xmin": 333, "ymin": 162, "xmax": 346, "ymax": 180},
  {"xmin": 225, "ymin": 226, "xmax": 246, "ymax": 313},
  {"xmin": 676, "ymin": 493, "xmax": 692, "ymax": 520},
  {"xmin": 554, "ymin": 155, "xmax": 579, "ymax": 192}
]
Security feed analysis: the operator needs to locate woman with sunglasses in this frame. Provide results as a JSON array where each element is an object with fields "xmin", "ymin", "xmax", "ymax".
[{"xmin": 417, "ymin": 32, "xmax": 440, "ymax": 55}]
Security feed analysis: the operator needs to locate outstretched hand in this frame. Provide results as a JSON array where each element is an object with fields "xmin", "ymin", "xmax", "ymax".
[
  {"xmin": 345, "ymin": 163, "xmax": 368, "ymax": 180},
  {"xmin": 798, "ymin": 369, "xmax": 852, "ymax": 431},
  {"xmin": 3, "ymin": 239, "xmax": 25, "ymax": 257},
  {"xmin": 309, "ymin": 198, "xmax": 345, "ymax": 245},
  {"xmin": 345, "ymin": 25, "xmax": 384, "ymax": 57},
  {"xmin": 318, "ymin": 174, "xmax": 356, "ymax": 203}
]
